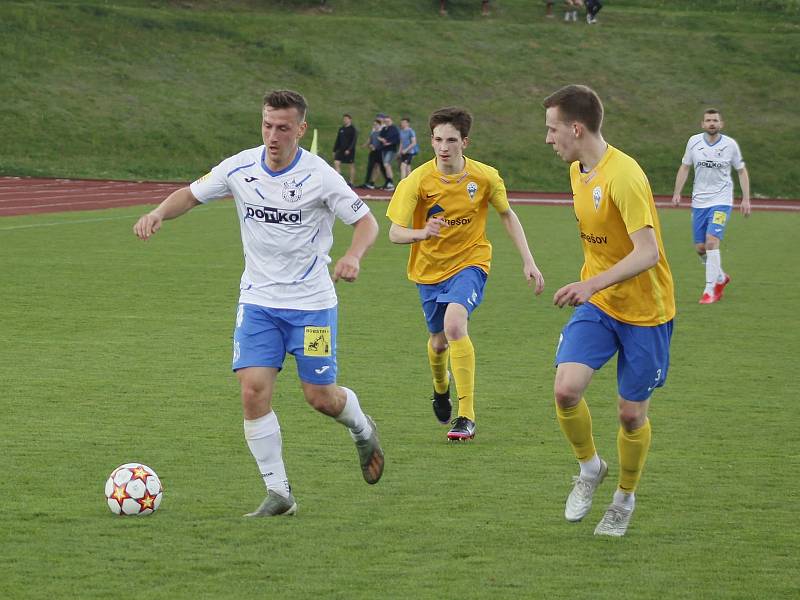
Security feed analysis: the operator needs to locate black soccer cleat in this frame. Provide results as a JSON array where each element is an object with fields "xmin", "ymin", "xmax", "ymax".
[
  {"xmin": 447, "ymin": 416, "xmax": 476, "ymax": 441},
  {"xmin": 432, "ymin": 388, "xmax": 452, "ymax": 424}
]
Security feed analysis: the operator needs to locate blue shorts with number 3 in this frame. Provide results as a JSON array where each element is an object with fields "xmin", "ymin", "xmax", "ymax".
[{"xmin": 555, "ymin": 302, "xmax": 673, "ymax": 401}]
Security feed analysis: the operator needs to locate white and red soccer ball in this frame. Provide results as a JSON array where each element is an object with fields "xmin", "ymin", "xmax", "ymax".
[{"xmin": 105, "ymin": 463, "xmax": 163, "ymax": 516}]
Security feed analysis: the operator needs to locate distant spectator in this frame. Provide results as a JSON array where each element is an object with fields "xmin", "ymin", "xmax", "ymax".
[
  {"xmin": 545, "ymin": 0, "xmax": 555, "ymax": 18},
  {"xmin": 586, "ymin": 0, "xmax": 602, "ymax": 23},
  {"xmin": 564, "ymin": 0, "xmax": 583, "ymax": 22},
  {"xmin": 361, "ymin": 117, "xmax": 387, "ymax": 189},
  {"xmin": 378, "ymin": 115, "xmax": 401, "ymax": 190},
  {"xmin": 398, "ymin": 117, "xmax": 419, "ymax": 180},
  {"xmin": 333, "ymin": 113, "xmax": 357, "ymax": 185}
]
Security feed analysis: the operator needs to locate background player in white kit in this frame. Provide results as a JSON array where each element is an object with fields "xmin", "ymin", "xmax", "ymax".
[
  {"xmin": 671, "ymin": 108, "xmax": 751, "ymax": 304},
  {"xmin": 133, "ymin": 90, "xmax": 384, "ymax": 517}
]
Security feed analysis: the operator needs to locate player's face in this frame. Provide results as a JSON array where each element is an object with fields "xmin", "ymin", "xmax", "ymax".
[
  {"xmin": 262, "ymin": 106, "xmax": 307, "ymax": 170},
  {"xmin": 545, "ymin": 106, "xmax": 579, "ymax": 163},
  {"xmin": 431, "ymin": 123, "xmax": 469, "ymax": 171},
  {"xmin": 702, "ymin": 113, "xmax": 723, "ymax": 136}
]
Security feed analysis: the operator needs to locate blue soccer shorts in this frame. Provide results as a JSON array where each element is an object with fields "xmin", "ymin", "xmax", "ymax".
[
  {"xmin": 555, "ymin": 302, "xmax": 673, "ymax": 402},
  {"xmin": 232, "ymin": 303, "xmax": 338, "ymax": 385},
  {"xmin": 416, "ymin": 266, "xmax": 488, "ymax": 334},
  {"xmin": 692, "ymin": 205, "xmax": 733, "ymax": 244}
]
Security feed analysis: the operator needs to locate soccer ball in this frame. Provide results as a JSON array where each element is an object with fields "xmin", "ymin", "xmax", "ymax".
[{"xmin": 104, "ymin": 463, "xmax": 163, "ymax": 516}]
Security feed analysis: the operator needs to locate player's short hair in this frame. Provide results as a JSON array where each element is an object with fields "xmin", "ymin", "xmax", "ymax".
[
  {"xmin": 542, "ymin": 85, "xmax": 604, "ymax": 133},
  {"xmin": 343, "ymin": 113, "xmax": 352, "ymax": 119},
  {"xmin": 429, "ymin": 107, "xmax": 472, "ymax": 138},
  {"xmin": 263, "ymin": 90, "xmax": 308, "ymax": 121},
  {"xmin": 704, "ymin": 108, "xmax": 721, "ymax": 117}
]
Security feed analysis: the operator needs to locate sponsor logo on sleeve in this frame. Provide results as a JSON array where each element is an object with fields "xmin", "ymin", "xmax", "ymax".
[{"xmin": 351, "ymin": 199, "xmax": 365, "ymax": 213}]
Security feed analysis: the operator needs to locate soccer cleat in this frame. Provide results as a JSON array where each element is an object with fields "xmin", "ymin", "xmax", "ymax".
[
  {"xmin": 594, "ymin": 503, "xmax": 634, "ymax": 537},
  {"xmin": 383, "ymin": 181, "xmax": 395, "ymax": 190},
  {"xmin": 713, "ymin": 274, "xmax": 731, "ymax": 299},
  {"xmin": 364, "ymin": 182, "xmax": 375, "ymax": 190},
  {"xmin": 355, "ymin": 415, "xmax": 384, "ymax": 484},
  {"xmin": 564, "ymin": 459, "xmax": 608, "ymax": 522},
  {"xmin": 432, "ymin": 386, "xmax": 453, "ymax": 424},
  {"xmin": 447, "ymin": 416, "xmax": 476, "ymax": 441},
  {"xmin": 698, "ymin": 291, "xmax": 720, "ymax": 304},
  {"xmin": 244, "ymin": 489, "xmax": 297, "ymax": 517}
]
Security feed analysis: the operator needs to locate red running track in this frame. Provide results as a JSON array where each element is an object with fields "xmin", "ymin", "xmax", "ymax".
[{"xmin": 1, "ymin": 176, "xmax": 798, "ymax": 217}]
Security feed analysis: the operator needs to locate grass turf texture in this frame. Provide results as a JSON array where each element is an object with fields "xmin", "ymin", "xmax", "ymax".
[
  {"xmin": 1, "ymin": 202, "xmax": 797, "ymax": 598},
  {"xmin": 1, "ymin": 0, "xmax": 799, "ymax": 197}
]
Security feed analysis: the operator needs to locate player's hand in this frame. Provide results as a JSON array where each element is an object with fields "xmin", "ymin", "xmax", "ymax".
[
  {"xmin": 133, "ymin": 212, "xmax": 163, "ymax": 240},
  {"xmin": 553, "ymin": 281, "xmax": 594, "ymax": 308},
  {"xmin": 671, "ymin": 193, "xmax": 681, "ymax": 207},
  {"xmin": 740, "ymin": 198, "xmax": 751, "ymax": 218},
  {"xmin": 421, "ymin": 217, "xmax": 448, "ymax": 240},
  {"xmin": 524, "ymin": 263, "xmax": 545, "ymax": 296},
  {"xmin": 333, "ymin": 254, "xmax": 360, "ymax": 282}
]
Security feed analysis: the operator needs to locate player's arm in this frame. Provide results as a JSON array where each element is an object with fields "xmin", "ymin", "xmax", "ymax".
[
  {"xmin": 671, "ymin": 163, "xmax": 691, "ymax": 206},
  {"xmin": 388, "ymin": 220, "xmax": 447, "ymax": 244},
  {"xmin": 333, "ymin": 212, "xmax": 379, "ymax": 283},
  {"xmin": 737, "ymin": 166, "xmax": 751, "ymax": 217},
  {"xmin": 133, "ymin": 186, "xmax": 200, "ymax": 241},
  {"xmin": 554, "ymin": 226, "xmax": 659, "ymax": 308},
  {"xmin": 497, "ymin": 208, "xmax": 545, "ymax": 295}
]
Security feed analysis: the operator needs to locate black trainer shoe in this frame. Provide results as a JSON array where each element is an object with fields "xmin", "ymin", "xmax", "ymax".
[
  {"xmin": 432, "ymin": 388, "xmax": 452, "ymax": 424},
  {"xmin": 447, "ymin": 416, "xmax": 476, "ymax": 441}
]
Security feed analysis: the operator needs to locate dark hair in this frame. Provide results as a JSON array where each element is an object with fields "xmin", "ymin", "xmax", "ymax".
[
  {"xmin": 343, "ymin": 113, "xmax": 352, "ymax": 119},
  {"xmin": 704, "ymin": 108, "xmax": 721, "ymax": 117},
  {"xmin": 263, "ymin": 90, "xmax": 308, "ymax": 121},
  {"xmin": 542, "ymin": 85, "xmax": 603, "ymax": 133},
  {"xmin": 429, "ymin": 107, "xmax": 472, "ymax": 138}
]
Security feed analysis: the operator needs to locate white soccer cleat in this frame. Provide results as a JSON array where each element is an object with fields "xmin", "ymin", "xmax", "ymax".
[
  {"xmin": 594, "ymin": 503, "xmax": 634, "ymax": 537},
  {"xmin": 564, "ymin": 459, "xmax": 608, "ymax": 522}
]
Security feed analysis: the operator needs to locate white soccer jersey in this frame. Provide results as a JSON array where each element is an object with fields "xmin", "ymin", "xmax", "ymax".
[
  {"xmin": 681, "ymin": 133, "xmax": 745, "ymax": 208},
  {"xmin": 189, "ymin": 146, "xmax": 370, "ymax": 310}
]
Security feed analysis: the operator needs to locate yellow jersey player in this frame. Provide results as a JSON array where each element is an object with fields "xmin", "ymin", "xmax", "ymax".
[
  {"xmin": 543, "ymin": 85, "xmax": 675, "ymax": 536},
  {"xmin": 386, "ymin": 106, "xmax": 545, "ymax": 441}
]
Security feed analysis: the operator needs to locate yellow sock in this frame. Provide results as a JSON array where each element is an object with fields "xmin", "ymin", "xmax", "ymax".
[
  {"xmin": 555, "ymin": 398, "xmax": 596, "ymax": 462},
  {"xmin": 427, "ymin": 339, "xmax": 450, "ymax": 395},
  {"xmin": 617, "ymin": 419, "xmax": 652, "ymax": 493},
  {"xmin": 449, "ymin": 336, "xmax": 475, "ymax": 421}
]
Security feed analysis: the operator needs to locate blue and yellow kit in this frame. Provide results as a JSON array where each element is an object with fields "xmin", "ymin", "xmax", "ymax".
[
  {"xmin": 386, "ymin": 157, "xmax": 510, "ymax": 284},
  {"xmin": 570, "ymin": 145, "xmax": 675, "ymax": 326}
]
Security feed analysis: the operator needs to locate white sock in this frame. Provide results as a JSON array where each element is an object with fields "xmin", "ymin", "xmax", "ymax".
[
  {"xmin": 705, "ymin": 249, "xmax": 722, "ymax": 294},
  {"xmin": 579, "ymin": 453, "xmax": 602, "ymax": 479},
  {"xmin": 244, "ymin": 412, "xmax": 290, "ymax": 498},
  {"xmin": 335, "ymin": 387, "xmax": 372, "ymax": 441},
  {"xmin": 613, "ymin": 489, "xmax": 635, "ymax": 510}
]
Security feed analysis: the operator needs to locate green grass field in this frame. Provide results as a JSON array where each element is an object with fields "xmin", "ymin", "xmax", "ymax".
[
  {"xmin": 1, "ymin": 0, "xmax": 799, "ymax": 196},
  {"xmin": 1, "ymin": 201, "xmax": 797, "ymax": 599}
]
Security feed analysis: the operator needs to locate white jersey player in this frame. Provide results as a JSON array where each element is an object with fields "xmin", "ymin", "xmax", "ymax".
[
  {"xmin": 672, "ymin": 109, "xmax": 751, "ymax": 304},
  {"xmin": 133, "ymin": 90, "xmax": 384, "ymax": 517}
]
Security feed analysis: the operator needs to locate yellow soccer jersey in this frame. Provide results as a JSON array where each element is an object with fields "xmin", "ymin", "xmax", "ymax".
[
  {"xmin": 386, "ymin": 157, "xmax": 510, "ymax": 284},
  {"xmin": 570, "ymin": 145, "xmax": 675, "ymax": 326}
]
